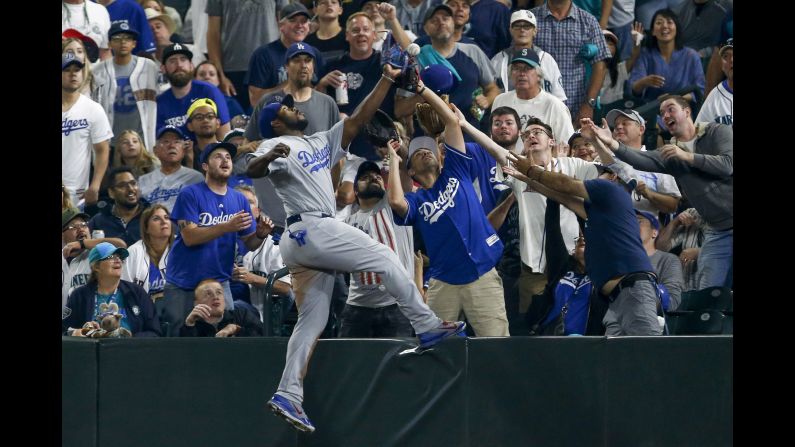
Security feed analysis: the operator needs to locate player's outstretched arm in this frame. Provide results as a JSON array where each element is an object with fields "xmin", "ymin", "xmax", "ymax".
[
  {"xmin": 342, "ymin": 64, "xmax": 403, "ymax": 148},
  {"xmin": 501, "ymin": 165, "xmax": 587, "ymax": 219},
  {"xmin": 246, "ymin": 143, "xmax": 290, "ymax": 178}
]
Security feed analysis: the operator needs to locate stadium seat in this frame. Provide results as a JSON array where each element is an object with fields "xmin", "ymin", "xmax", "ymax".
[
  {"xmin": 679, "ymin": 287, "xmax": 733, "ymax": 313},
  {"xmin": 668, "ymin": 310, "xmax": 725, "ymax": 335}
]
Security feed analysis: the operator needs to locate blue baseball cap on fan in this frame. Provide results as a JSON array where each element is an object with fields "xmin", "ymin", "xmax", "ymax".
[
  {"xmin": 284, "ymin": 42, "xmax": 317, "ymax": 64},
  {"xmin": 88, "ymin": 242, "xmax": 129, "ymax": 264},
  {"xmin": 420, "ymin": 64, "xmax": 459, "ymax": 94},
  {"xmin": 635, "ymin": 209, "xmax": 660, "ymax": 231},
  {"xmin": 258, "ymin": 95, "xmax": 295, "ymax": 138}
]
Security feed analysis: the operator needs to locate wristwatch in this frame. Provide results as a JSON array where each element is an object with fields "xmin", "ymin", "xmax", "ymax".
[{"xmin": 587, "ymin": 97, "xmax": 598, "ymax": 108}]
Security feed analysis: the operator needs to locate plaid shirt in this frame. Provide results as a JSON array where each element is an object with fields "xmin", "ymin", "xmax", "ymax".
[{"xmin": 531, "ymin": 3, "xmax": 611, "ymax": 117}]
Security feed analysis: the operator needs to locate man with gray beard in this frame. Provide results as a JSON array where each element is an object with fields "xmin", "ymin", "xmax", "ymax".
[{"xmin": 159, "ymin": 142, "xmax": 274, "ymax": 336}]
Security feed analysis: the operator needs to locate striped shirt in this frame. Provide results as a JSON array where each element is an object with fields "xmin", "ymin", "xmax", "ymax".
[{"xmin": 531, "ymin": 2, "xmax": 611, "ymax": 117}]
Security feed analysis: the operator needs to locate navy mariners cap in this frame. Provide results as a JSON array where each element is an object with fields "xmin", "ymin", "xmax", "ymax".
[
  {"xmin": 407, "ymin": 136, "xmax": 439, "ymax": 169},
  {"xmin": 62, "ymin": 52, "xmax": 85, "ymax": 70},
  {"xmin": 108, "ymin": 21, "xmax": 139, "ymax": 40},
  {"xmin": 420, "ymin": 64, "xmax": 459, "ymax": 94},
  {"xmin": 88, "ymin": 242, "xmax": 129, "ymax": 264},
  {"xmin": 162, "ymin": 43, "xmax": 193, "ymax": 64},
  {"xmin": 635, "ymin": 209, "xmax": 660, "ymax": 231},
  {"xmin": 62, "ymin": 207, "xmax": 90, "ymax": 230},
  {"xmin": 222, "ymin": 128, "xmax": 246, "ymax": 144},
  {"xmin": 200, "ymin": 142, "xmax": 238, "ymax": 165},
  {"xmin": 156, "ymin": 125, "xmax": 185, "ymax": 140},
  {"xmin": 279, "ymin": 2, "xmax": 311, "ymax": 21},
  {"xmin": 354, "ymin": 161, "xmax": 382, "ymax": 187},
  {"xmin": 285, "ymin": 42, "xmax": 317, "ymax": 64},
  {"xmin": 258, "ymin": 95, "xmax": 296, "ymax": 139},
  {"xmin": 423, "ymin": 4, "xmax": 453, "ymax": 24},
  {"xmin": 606, "ymin": 109, "xmax": 645, "ymax": 128},
  {"xmin": 510, "ymin": 47, "xmax": 540, "ymax": 68}
]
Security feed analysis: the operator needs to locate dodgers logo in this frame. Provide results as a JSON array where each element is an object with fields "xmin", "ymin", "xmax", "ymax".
[
  {"xmin": 198, "ymin": 211, "xmax": 238, "ymax": 226},
  {"xmin": 297, "ymin": 145, "xmax": 331, "ymax": 173},
  {"xmin": 418, "ymin": 178, "xmax": 460, "ymax": 224},
  {"xmin": 62, "ymin": 117, "xmax": 90, "ymax": 136},
  {"xmin": 165, "ymin": 115, "xmax": 188, "ymax": 127}
]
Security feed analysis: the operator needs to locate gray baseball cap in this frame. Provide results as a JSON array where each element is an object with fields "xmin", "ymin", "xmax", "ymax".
[
  {"xmin": 606, "ymin": 109, "xmax": 646, "ymax": 128},
  {"xmin": 407, "ymin": 136, "xmax": 439, "ymax": 169}
]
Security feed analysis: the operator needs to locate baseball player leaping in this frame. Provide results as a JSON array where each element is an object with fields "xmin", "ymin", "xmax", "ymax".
[{"xmin": 245, "ymin": 63, "xmax": 465, "ymax": 434}]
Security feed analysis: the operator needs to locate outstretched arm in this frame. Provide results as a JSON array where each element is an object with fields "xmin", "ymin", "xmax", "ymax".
[
  {"xmin": 386, "ymin": 139, "xmax": 409, "ymax": 218},
  {"xmin": 415, "ymin": 80, "xmax": 464, "ymax": 152},
  {"xmin": 501, "ymin": 165, "xmax": 587, "ymax": 219},
  {"xmin": 342, "ymin": 64, "xmax": 403, "ymax": 148},
  {"xmin": 507, "ymin": 151, "xmax": 590, "ymax": 201},
  {"xmin": 453, "ymin": 103, "xmax": 510, "ymax": 165}
]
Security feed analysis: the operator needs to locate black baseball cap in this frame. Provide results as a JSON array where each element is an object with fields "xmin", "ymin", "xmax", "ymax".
[
  {"xmin": 162, "ymin": 43, "xmax": 193, "ymax": 63},
  {"xmin": 423, "ymin": 4, "xmax": 453, "ymax": 24},
  {"xmin": 354, "ymin": 161, "xmax": 381, "ymax": 186}
]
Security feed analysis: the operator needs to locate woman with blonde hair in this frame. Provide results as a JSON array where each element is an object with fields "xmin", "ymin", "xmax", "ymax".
[
  {"xmin": 122, "ymin": 204, "xmax": 173, "ymax": 303},
  {"xmin": 62, "ymin": 181, "xmax": 75, "ymax": 212},
  {"xmin": 112, "ymin": 130, "xmax": 160, "ymax": 178}
]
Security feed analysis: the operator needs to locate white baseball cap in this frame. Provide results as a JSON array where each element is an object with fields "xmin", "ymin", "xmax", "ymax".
[{"xmin": 510, "ymin": 10, "xmax": 537, "ymax": 27}]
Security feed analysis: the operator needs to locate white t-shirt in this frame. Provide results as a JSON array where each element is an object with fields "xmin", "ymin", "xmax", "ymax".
[
  {"xmin": 497, "ymin": 156, "xmax": 598, "ymax": 272},
  {"xmin": 248, "ymin": 120, "xmax": 348, "ymax": 218},
  {"xmin": 492, "ymin": 90, "xmax": 575, "ymax": 144},
  {"xmin": 62, "ymin": 1, "xmax": 112, "ymax": 50},
  {"xmin": 344, "ymin": 197, "xmax": 414, "ymax": 308},
  {"xmin": 62, "ymin": 94, "xmax": 113, "ymax": 197}
]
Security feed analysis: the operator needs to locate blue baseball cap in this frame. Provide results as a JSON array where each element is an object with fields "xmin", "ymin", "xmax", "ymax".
[
  {"xmin": 88, "ymin": 242, "xmax": 129, "ymax": 264},
  {"xmin": 635, "ymin": 209, "xmax": 660, "ymax": 231},
  {"xmin": 200, "ymin": 142, "xmax": 237, "ymax": 164},
  {"xmin": 284, "ymin": 42, "xmax": 317, "ymax": 64},
  {"xmin": 156, "ymin": 125, "xmax": 185, "ymax": 140},
  {"xmin": 510, "ymin": 47, "xmax": 540, "ymax": 68},
  {"xmin": 420, "ymin": 64, "xmax": 459, "ymax": 94},
  {"xmin": 62, "ymin": 52, "xmax": 85, "ymax": 70},
  {"xmin": 258, "ymin": 95, "xmax": 295, "ymax": 139},
  {"xmin": 108, "ymin": 21, "xmax": 139, "ymax": 40}
]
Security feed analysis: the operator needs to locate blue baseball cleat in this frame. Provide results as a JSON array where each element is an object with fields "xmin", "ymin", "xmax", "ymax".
[
  {"xmin": 268, "ymin": 393, "xmax": 316, "ymax": 433},
  {"xmin": 417, "ymin": 321, "xmax": 467, "ymax": 349}
]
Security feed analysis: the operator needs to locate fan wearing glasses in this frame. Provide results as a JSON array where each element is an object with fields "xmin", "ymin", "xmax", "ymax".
[
  {"xmin": 185, "ymin": 98, "xmax": 222, "ymax": 171},
  {"xmin": 62, "ymin": 208, "xmax": 128, "ymax": 309},
  {"xmin": 88, "ymin": 166, "xmax": 149, "ymax": 246}
]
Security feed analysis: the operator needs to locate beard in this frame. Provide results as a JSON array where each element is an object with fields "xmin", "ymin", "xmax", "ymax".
[
  {"xmin": 493, "ymin": 133, "xmax": 519, "ymax": 148},
  {"xmin": 357, "ymin": 184, "xmax": 385, "ymax": 200},
  {"xmin": 208, "ymin": 167, "xmax": 230, "ymax": 182},
  {"xmin": 166, "ymin": 70, "xmax": 191, "ymax": 87},
  {"xmin": 284, "ymin": 115, "xmax": 309, "ymax": 132}
]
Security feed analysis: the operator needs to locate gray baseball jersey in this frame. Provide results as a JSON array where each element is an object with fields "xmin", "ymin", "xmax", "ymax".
[
  {"xmin": 248, "ymin": 120, "xmax": 348, "ymax": 218},
  {"xmin": 344, "ymin": 197, "xmax": 414, "ymax": 308},
  {"xmin": 138, "ymin": 166, "xmax": 205, "ymax": 212}
]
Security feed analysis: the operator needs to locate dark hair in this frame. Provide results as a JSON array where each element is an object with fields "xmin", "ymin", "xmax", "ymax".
[
  {"xmin": 491, "ymin": 106, "xmax": 522, "ymax": 129},
  {"xmin": 107, "ymin": 166, "xmax": 136, "ymax": 186},
  {"xmin": 659, "ymin": 94, "xmax": 691, "ymax": 111},
  {"xmin": 648, "ymin": 9, "xmax": 684, "ymax": 50},
  {"xmin": 524, "ymin": 116, "xmax": 554, "ymax": 138},
  {"xmin": 194, "ymin": 60, "xmax": 219, "ymax": 79}
]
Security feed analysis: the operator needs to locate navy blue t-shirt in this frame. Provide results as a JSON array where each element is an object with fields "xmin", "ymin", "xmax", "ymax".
[
  {"xmin": 156, "ymin": 80, "xmax": 231, "ymax": 134},
  {"xmin": 322, "ymin": 51, "xmax": 397, "ymax": 160},
  {"xmin": 246, "ymin": 39, "xmax": 324, "ymax": 89},
  {"xmin": 394, "ymin": 143, "xmax": 503, "ymax": 285},
  {"xmin": 414, "ymin": 34, "xmax": 481, "ymax": 53},
  {"xmin": 583, "ymin": 179, "xmax": 653, "ymax": 291},
  {"xmin": 106, "ymin": 0, "xmax": 156, "ymax": 56},
  {"xmin": 468, "ymin": 0, "xmax": 512, "ymax": 58}
]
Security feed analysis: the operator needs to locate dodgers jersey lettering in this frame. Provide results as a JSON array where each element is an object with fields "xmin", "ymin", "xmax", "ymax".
[
  {"xmin": 248, "ymin": 120, "xmax": 348, "ymax": 218},
  {"xmin": 394, "ymin": 144, "xmax": 503, "ymax": 285}
]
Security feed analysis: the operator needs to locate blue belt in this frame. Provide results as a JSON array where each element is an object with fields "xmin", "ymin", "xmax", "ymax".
[{"xmin": 286, "ymin": 213, "xmax": 331, "ymax": 227}]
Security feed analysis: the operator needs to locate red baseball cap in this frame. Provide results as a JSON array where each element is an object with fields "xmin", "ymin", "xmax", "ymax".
[{"xmin": 62, "ymin": 28, "xmax": 99, "ymax": 63}]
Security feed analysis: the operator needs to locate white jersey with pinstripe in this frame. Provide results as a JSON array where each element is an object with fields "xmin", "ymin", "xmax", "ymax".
[{"xmin": 344, "ymin": 196, "xmax": 414, "ymax": 308}]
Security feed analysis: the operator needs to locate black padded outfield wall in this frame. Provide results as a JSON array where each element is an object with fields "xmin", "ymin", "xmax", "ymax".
[{"xmin": 63, "ymin": 336, "xmax": 732, "ymax": 447}]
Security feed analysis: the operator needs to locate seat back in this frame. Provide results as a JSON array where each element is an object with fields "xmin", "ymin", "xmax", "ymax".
[
  {"xmin": 668, "ymin": 310, "xmax": 725, "ymax": 335},
  {"xmin": 680, "ymin": 287, "xmax": 733, "ymax": 313}
]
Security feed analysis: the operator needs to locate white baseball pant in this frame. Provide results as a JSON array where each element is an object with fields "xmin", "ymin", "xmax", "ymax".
[{"xmin": 275, "ymin": 213, "xmax": 442, "ymax": 403}]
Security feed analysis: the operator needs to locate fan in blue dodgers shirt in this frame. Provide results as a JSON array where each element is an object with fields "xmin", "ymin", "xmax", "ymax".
[
  {"xmin": 156, "ymin": 43, "xmax": 231, "ymax": 142},
  {"xmin": 502, "ymin": 143, "xmax": 663, "ymax": 336},
  {"xmin": 159, "ymin": 142, "xmax": 274, "ymax": 337},
  {"xmin": 387, "ymin": 77, "xmax": 509, "ymax": 337},
  {"xmin": 245, "ymin": 64, "xmax": 464, "ymax": 434}
]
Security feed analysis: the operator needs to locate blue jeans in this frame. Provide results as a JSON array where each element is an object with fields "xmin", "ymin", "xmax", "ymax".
[
  {"xmin": 160, "ymin": 281, "xmax": 234, "ymax": 337},
  {"xmin": 697, "ymin": 227, "xmax": 733, "ymax": 289}
]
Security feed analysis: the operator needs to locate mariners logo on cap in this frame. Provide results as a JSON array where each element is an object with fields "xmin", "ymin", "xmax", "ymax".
[
  {"xmin": 173, "ymin": 43, "xmax": 182, "ymax": 50},
  {"xmin": 521, "ymin": 49, "xmax": 528, "ymax": 56}
]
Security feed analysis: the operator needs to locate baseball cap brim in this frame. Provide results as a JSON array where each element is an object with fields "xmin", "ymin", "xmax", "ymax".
[
  {"xmin": 510, "ymin": 57, "xmax": 539, "ymax": 68},
  {"xmin": 606, "ymin": 109, "xmax": 645, "ymax": 128},
  {"xmin": 156, "ymin": 126, "xmax": 185, "ymax": 139}
]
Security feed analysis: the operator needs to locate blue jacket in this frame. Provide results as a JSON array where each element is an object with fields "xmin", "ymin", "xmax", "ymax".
[{"xmin": 63, "ymin": 280, "xmax": 161, "ymax": 337}]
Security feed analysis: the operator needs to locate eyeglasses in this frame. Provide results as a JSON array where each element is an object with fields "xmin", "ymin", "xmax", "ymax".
[
  {"xmin": 113, "ymin": 180, "xmax": 138, "ymax": 190},
  {"xmin": 110, "ymin": 35, "xmax": 135, "ymax": 42},
  {"xmin": 63, "ymin": 222, "xmax": 89, "ymax": 232},
  {"xmin": 522, "ymin": 128, "xmax": 550, "ymax": 139},
  {"xmin": 191, "ymin": 113, "xmax": 217, "ymax": 122},
  {"xmin": 101, "ymin": 254, "xmax": 124, "ymax": 262},
  {"xmin": 511, "ymin": 23, "xmax": 534, "ymax": 31}
]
